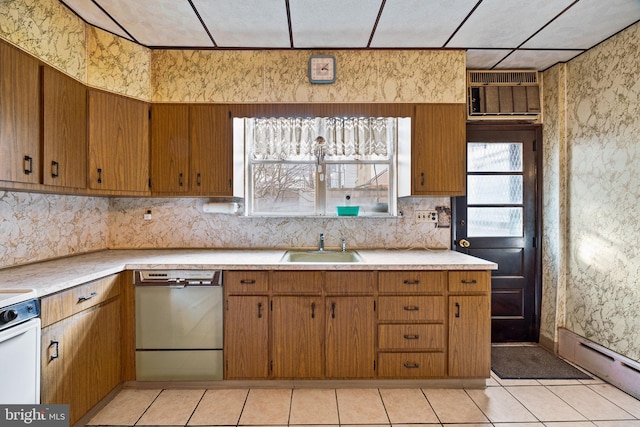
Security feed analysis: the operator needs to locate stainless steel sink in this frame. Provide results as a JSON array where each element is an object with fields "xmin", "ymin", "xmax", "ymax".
[{"xmin": 281, "ymin": 250, "xmax": 363, "ymax": 263}]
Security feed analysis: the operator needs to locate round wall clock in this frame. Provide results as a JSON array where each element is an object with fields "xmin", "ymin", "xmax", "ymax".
[{"xmin": 308, "ymin": 54, "xmax": 336, "ymax": 84}]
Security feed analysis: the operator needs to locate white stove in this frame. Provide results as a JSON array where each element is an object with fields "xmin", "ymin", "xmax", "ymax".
[{"xmin": 0, "ymin": 288, "xmax": 41, "ymax": 404}]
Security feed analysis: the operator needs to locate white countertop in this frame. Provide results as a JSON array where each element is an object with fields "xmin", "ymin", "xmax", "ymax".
[{"xmin": 0, "ymin": 249, "xmax": 497, "ymax": 297}]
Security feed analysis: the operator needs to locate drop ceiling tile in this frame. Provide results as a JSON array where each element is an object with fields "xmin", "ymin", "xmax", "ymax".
[
  {"xmin": 95, "ymin": 0, "xmax": 213, "ymax": 47},
  {"xmin": 370, "ymin": 0, "xmax": 477, "ymax": 47},
  {"xmin": 193, "ymin": 0, "xmax": 290, "ymax": 48},
  {"xmin": 466, "ymin": 49, "xmax": 513, "ymax": 69},
  {"xmin": 61, "ymin": 0, "xmax": 132, "ymax": 40},
  {"xmin": 289, "ymin": 0, "xmax": 381, "ymax": 48},
  {"xmin": 447, "ymin": 0, "xmax": 575, "ymax": 48},
  {"xmin": 522, "ymin": 0, "xmax": 640, "ymax": 49},
  {"xmin": 497, "ymin": 49, "xmax": 583, "ymax": 70}
]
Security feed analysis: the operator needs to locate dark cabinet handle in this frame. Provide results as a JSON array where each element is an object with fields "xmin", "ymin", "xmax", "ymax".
[
  {"xmin": 240, "ymin": 279, "xmax": 256, "ymax": 285},
  {"xmin": 24, "ymin": 155, "xmax": 33, "ymax": 175},
  {"xmin": 196, "ymin": 173, "xmax": 201, "ymax": 186},
  {"xmin": 403, "ymin": 280, "xmax": 420, "ymax": 285},
  {"xmin": 403, "ymin": 306, "xmax": 420, "ymax": 311},
  {"xmin": 404, "ymin": 334, "xmax": 419, "ymax": 340},
  {"xmin": 455, "ymin": 302, "xmax": 461, "ymax": 318},
  {"xmin": 257, "ymin": 302, "xmax": 263, "ymax": 318},
  {"xmin": 403, "ymin": 362, "xmax": 420, "ymax": 369},
  {"xmin": 461, "ymin": 279, "xmax": 478, "ymax": 285},
  {"xmin": 179, "ymin": 173, "xmax": 184, "ymax": 186},
  {"xmin": 420, "ymin": 172, "xmax": 424, "ymax": 186},
  {"xmin": 331, "ymin": 302, "xmax": 336, "ymax": 319},
  {"xmin": 49, "ymin": 340, "xmax": 60, "ymax": 361},
  {"xmin": 311, "ymin": 302, "xmax": 316, "ymax": 319},
  {"xmin": 51, "ymin": 161, "xmax": 59, "ymax": 178},
  {"xmin": 77, "ymin": 291, "xmax": 98, "ymax": 303},
  {"xmin": 97, "ymin": 168, "xmax": 102, "ymax": 184}
]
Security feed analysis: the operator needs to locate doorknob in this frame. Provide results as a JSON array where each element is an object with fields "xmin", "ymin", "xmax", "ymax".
[{"xmin": 458, "ymin": 239, "xmax": 471, "ymax": 248}]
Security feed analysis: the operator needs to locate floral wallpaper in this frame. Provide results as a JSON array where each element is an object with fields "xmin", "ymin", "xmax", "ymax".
[
  {"xmin": 151, "ymin": 49, "xmax": 466, "ymax": 103},
  {"xmin": 543, "ymin": 22, "xmax": 640, "ymax": 362}
]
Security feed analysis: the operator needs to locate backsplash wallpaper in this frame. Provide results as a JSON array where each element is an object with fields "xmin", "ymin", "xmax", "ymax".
[
  {"xmin": 0, "ymin": 192, "xmax": 108, "ymax": 269},
  {"xmin": 107, "ymin": 197, "xmax": 451, "ymax": 250}
]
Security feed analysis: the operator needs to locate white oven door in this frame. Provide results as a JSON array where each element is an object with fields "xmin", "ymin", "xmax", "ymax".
[{"xmin": 0, "ymin": 318, "xmax": 41, "ymax": 404}]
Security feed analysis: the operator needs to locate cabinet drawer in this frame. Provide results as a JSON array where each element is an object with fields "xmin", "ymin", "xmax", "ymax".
[
  {"xmin": 377, "ymin": 352, "xmax": 446, "ymax": 378},
  {"xmin": 378, "ymin": 296, "xmax": 444, "ymax": 322},
  {"xmin": 448, "ymin": 271, "xmax": 490, "ymax": 293},
  {"xmin": 225, "ymin": 271, "xmax": 269, "ymax": 294},
  {"xmin": 325, "ymin": 271, "xmax": 375, "ymax": 294},
  {"xmin": 378, "ymin": 324, "xmax": 444, "ymax": 350},
  {"xmin": 378, "ymin": 271, "xmax": 445, "ymax": 294},
  {"xmin": 272, "ymin": 271, "xmax": 323, "ymax": 294},
  {"xmin": 41, "ymin": 274, "xmax": 120, "ymax": 327}
]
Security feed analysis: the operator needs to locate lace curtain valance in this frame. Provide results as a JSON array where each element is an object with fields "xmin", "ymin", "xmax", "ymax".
[{"xmin": 247, "ymin": 117, "xmax": 395, "ymax": 161}]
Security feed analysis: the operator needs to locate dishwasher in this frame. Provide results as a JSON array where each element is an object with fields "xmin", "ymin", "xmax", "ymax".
[{"xmin": 134, "ymin": 270, "xmax": 223, "ymax": 381}]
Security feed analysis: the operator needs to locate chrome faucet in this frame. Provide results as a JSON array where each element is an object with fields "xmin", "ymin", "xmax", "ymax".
[
  {"xmin": 341, "ymin": 238, "xmax": 347, "ymax": 252},
  {"xmin": 318, "ymin": 233, "xmax": 325, "ymax": 251}
]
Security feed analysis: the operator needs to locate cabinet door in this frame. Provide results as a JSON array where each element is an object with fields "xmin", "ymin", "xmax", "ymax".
[
  {"xmin": 224, "ymin": 296, "xmax": 269, "ymax": 379},
  {"xmin": 448, "ymin": 295, "xmax": 491, "ymax": 377},
  {"xmin": 190, "ymin": 104, "xmax": 233, "ymax": 195},
  {"xmin": 271, "ymin": 296, "xmax": 324, "ymax": 378},
  {"xmin": 41, "ymin": 318, "xmax": 72, "ymax": 408},
  {"xmin": 325, "ymin": 296, "xmax": 375, "ymax": 378},
  {"xmin": 88, "ymin": 90, "xmax": 149, "ymax": 192},
  {"xmin": 0, "ymin": 41, "xmax": 40, "ymax": 184},
  {"xmin": 150, "ymin": 104, "xmax": 189, "ymax": 193},
  {"xmin": 42, "ymin": 66, "xmax": 87, "ymax": 188},
  {"xmin": 412, "ymin": 104, "xmax": 465, "ymax": 196}
]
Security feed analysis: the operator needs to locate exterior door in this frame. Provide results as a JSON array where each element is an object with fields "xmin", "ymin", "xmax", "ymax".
[{"xmin": 454, "ymin": 125, "xmax": 541, "ymax": 342}]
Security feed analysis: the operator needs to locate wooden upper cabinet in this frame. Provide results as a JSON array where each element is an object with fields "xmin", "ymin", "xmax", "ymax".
[
  {"xmin": 88, "ymin": 90, "xmax": 149, "ymax": 193},
  {"xmin": 0, "ymin": 41, "xmax": 40, "ymax": 184},
  {"xmin": 412, "ymin": 104, "xmax": 466, "ymax": 196},
  {"xmin": 190, "ymin": 104, "xmax": 233, "ymax": 196},
  {"xmin": 150, "ymin": 104, "xmax": 189, "ymax": 193},
  {"xmin": 42, "ymin": 66, "xmax": 87, "ymax": 189}
]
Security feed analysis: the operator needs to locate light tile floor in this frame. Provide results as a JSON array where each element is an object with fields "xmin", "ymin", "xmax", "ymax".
[{"xmin": 87, "ymin": 373, "xmax": 640, "ymax": 427}]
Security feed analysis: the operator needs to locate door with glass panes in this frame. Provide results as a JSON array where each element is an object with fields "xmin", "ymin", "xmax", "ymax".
[{"xmin": 454, "ymin": 126, "xmax": 541, "ymax": 342}]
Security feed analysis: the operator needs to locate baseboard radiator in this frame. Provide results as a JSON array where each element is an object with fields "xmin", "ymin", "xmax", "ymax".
[{"xmin": 558, "ymin": 328, "xmax": 640, "ymax": 399}]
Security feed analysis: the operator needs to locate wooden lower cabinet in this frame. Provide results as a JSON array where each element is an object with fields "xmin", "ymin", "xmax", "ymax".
[
  {"xmin": 224, "ymin": 295, "xmax": 269, "ymax": 379},
  {"xmin": 41, "ymin": 297, "xmax": 121, "ymax": 425},
  {"xmin": 325, "ymin": 296, "xmax": 376, "ymax": 378},
  {"xmin": 271, "ymin": 296, "xmax": 324, "ymax": 378},
  {"xmin": 448, "ymin": 295, "xmax": 491, "ymax": 377}
]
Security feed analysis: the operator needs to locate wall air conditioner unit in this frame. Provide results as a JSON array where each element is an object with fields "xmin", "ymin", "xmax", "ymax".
[{"xmin": 467, "ymin": 70, "xmax": 542, "ymax": 122}]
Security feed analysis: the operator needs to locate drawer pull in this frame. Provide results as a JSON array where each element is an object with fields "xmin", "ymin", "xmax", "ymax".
[
  {"xmin": 49, "ymin": 340, "xmax": 60, "ymax": 361},
  {"xmin": 403, "ymin": 280, "xmax": 420, "ymax": 285},
  {"xmin": 461, "ymin": 279, "xmax": 478, "ymax": 285},
  {"xmin": 455, "ymin": 302, "xmax": 461, "ymax": 318},
  {"xmin": 403, "ymin": 306, "xmax": 420, "ymax": 311},
  {"xmin": 77, "ymin": 291, "xmax": 98, "ymax": 303},
  {"xmin": 311, "ymin": 302, "xmax": 316, "ymax": 319},
  {"xmin": 403, "ymin": 362, "xmax": 420, "ymax": 369},
  {"xmin": 240, "ymin": 279, "xmax": 256, "ymax": 284},
  {"xmin": 51, "ymin": 160, "xmax": 59, "ymax": 178},
  {"xmin": 257, "ymin": 302, "xmax": 263, "ymax": 318},
  {"xmin": 403, "ymin": 334, "xmax": 420, "ymax": 340},
  {"xmin": 24, "ymin": 155, "xmax": 33, "ymax": 175}
]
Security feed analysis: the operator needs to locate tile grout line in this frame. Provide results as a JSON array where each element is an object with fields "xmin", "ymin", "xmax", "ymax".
[
  {"xmin": 376, "ymin": 388, "xmax": 392, "ymax": 426},
  {"xmin": 133, "ymin": 388, "xmax": 164, "ymax": 427},
  {"xmin": 184, "ymin": 388, "xmax": 208, "ymax": 426}
]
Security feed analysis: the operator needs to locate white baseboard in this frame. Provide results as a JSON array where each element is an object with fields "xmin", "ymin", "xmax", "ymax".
[{"xmin": 558, "ymin": 328, "xmax": 640, "ymax": 399}]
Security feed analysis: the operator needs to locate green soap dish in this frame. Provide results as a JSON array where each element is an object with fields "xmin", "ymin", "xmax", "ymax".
[{"xmin": 336, "ymin": 206, "xmax": 360, "ymax": 216}]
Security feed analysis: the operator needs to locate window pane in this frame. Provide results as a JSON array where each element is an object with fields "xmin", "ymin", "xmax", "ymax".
[
  {"xmin": 468, "ymin": 207, "xmax": 523, "ymax": 237},
  {"xmin": 325, "ymin": 163, "xmax": 389, "ymax": 215},
  {"xmin": 251, "ymin": 163, "xmax": 316, "ymax": 214},
  {"xmin": 467, "ymin": 175, "xmax": 523, "ymax": 204},
  {"xmin": 468, "ymin": 142, "xmax": 523, "ymax": 172}
]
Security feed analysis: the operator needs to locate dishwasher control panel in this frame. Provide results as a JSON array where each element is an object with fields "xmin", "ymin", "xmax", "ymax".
[{"xmin": 134, "ymin": 270, "xmax": 222, "ymax": 286}]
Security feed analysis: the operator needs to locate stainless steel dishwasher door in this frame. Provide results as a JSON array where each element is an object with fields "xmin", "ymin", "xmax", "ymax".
[{"xmin": 135, "ymin": 284, "xmax": 223, "ymax": 381}]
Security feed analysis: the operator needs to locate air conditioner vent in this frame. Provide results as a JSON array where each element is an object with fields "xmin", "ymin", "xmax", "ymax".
[
  {"xmin": 467, "ymin": 69, "xmax": 542, "ymax": 122},
  {"xmin": 468, "ymin": 70, "xmax": 539, "ymax": 86}
]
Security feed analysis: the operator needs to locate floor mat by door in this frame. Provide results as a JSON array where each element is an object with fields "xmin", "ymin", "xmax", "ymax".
[{"xmin": 491, "ymin": 345, "xmax": 592, "ymax": 379}]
